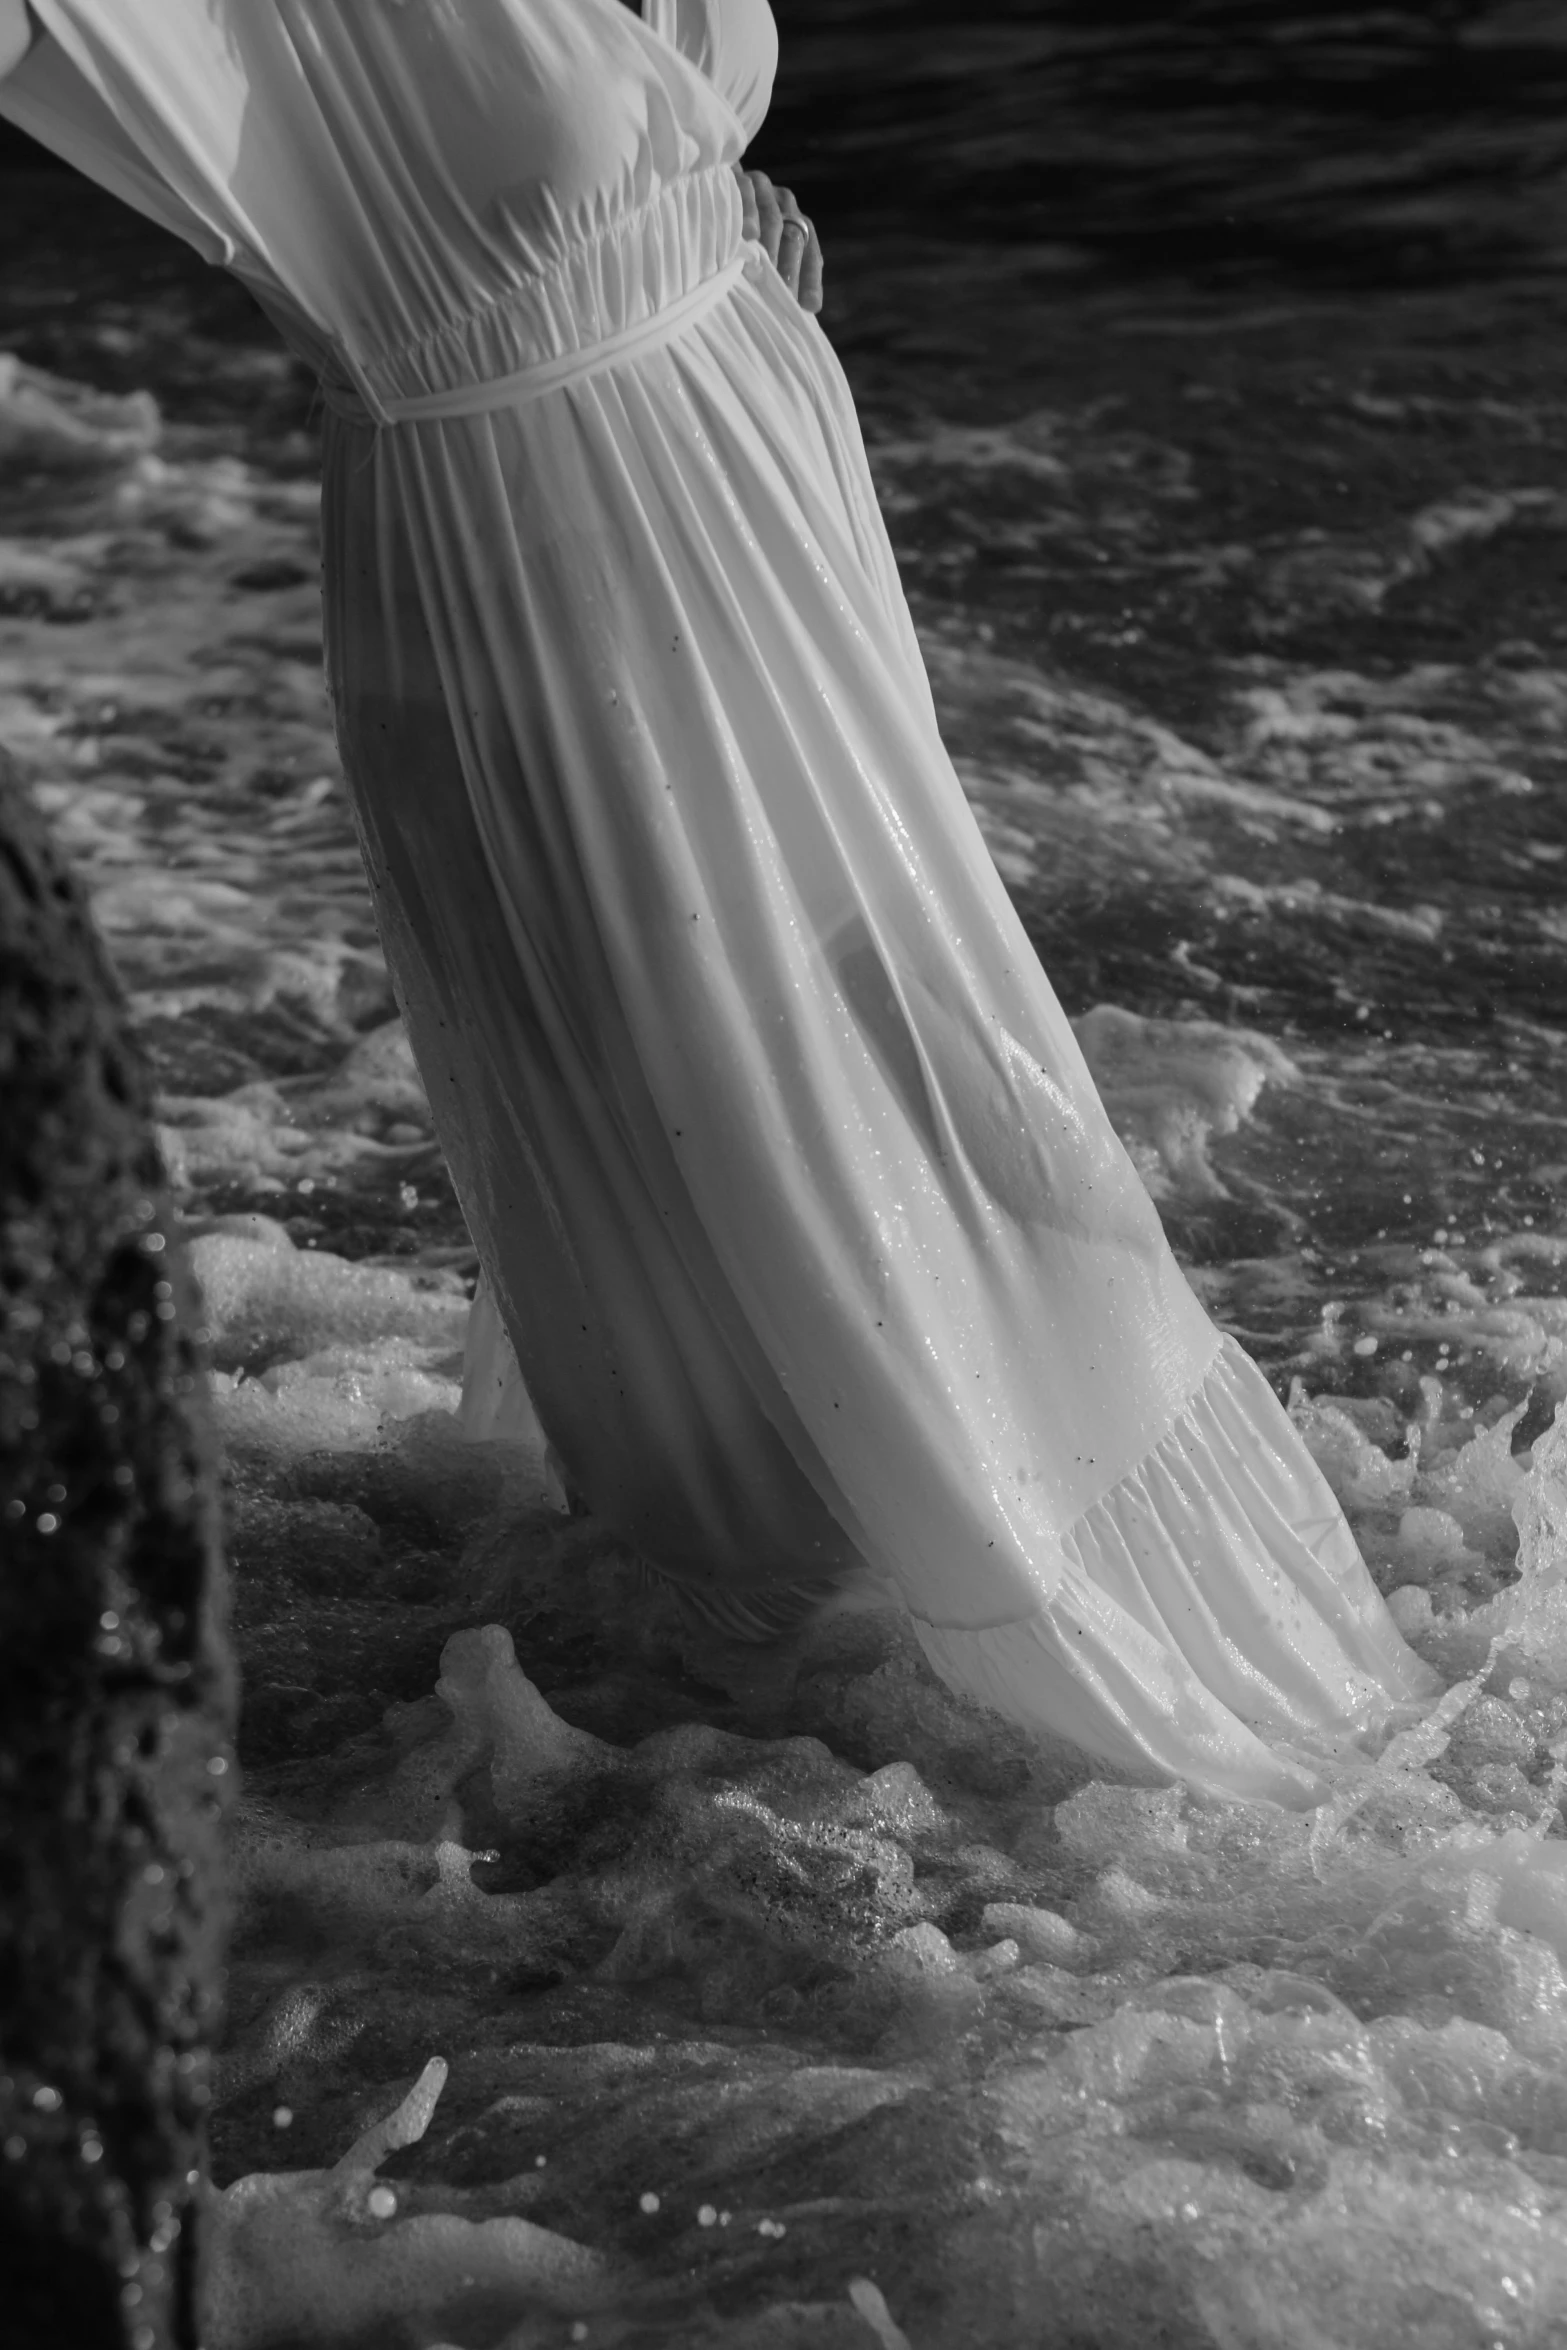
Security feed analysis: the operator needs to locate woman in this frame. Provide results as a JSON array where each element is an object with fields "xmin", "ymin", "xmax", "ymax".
[{"xmin": 0, "ymin": 0, "xmax": 1438, "ymax": 1804}]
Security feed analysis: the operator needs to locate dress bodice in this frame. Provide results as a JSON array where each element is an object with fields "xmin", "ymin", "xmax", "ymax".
[{"xmin": 1, "ymin": 0, "xmax": 778, "ymax": 403}]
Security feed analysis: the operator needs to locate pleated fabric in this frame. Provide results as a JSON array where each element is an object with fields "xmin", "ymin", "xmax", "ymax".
[{"xmin": 1, "ymin": 0, "xmax": 1439, "ymax": 1803}]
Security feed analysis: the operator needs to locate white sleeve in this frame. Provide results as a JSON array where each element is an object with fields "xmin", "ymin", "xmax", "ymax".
[
  {"xmin": 0, "ymin": 17, "xmax": 232, "ymax": 263},
  {"xmin": 0, "ymin": 0, "xmax": 34, "ymax": 82},
  {"xmin": 641, "ymin": 0, "xmax": 777, "ymax": 148}
]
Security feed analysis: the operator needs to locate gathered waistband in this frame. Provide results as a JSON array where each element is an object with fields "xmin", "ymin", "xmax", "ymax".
[{"xmin": 320, "ymin": 249, "xmax": 751, "ymax": 429}]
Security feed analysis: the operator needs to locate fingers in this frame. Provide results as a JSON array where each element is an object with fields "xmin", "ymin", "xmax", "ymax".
[
  {"xmin": 772, "ymin": 186, "xmax": 807, "ymax": 298},
  {"xmin": 748, "ymin": 167, "xmax": 787, "ymax": 271},
  {"xmin": 733, "ymin": 160, "xmax": 760, "ymax": 246},
  {"xmin": 733, "ymin": 167, "xmax": 824, "ymax": 314},
  {"xmin": 795, "ymin": 216, "xmax": 824, "ymax": 315}
]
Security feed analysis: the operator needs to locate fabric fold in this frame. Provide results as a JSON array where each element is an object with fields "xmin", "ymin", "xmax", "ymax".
[
  {"xmin": 912, "ymin": 1338, "xmax": 1439, "ymax": 1805},
  {"xmin": 3, "ymin": 0, "xmax": 1444, "ymax": 1800}
]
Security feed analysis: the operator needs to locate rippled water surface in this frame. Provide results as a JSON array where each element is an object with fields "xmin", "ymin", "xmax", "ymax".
[{"xmin": 6, "ymin": 33, "xmax": 1567, "ymax": 2341}]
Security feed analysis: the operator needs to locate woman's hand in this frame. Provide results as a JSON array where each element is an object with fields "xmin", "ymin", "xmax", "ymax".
[{"xmin": 734, "ymin": 167, "xmax": 823, "ymax": 315}]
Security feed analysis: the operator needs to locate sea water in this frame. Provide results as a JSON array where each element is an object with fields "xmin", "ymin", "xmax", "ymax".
[{"xmin": 6, "ymin": 155, "xmax": 1567, "ymax": 2350}]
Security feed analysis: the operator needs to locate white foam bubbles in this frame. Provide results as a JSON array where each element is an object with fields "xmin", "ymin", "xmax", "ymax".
[{"xmin": 193, "ymin": 1223, "xmax": 467, "ymax": 1372}]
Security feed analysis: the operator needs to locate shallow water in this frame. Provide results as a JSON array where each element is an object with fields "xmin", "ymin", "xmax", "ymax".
[{"xmin": 6, "ymin": 88, "xmax": 1567, "ymax": 2349}]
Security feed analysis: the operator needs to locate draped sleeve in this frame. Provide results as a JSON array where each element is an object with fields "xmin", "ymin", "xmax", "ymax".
[
  {"xmin": 0, "ymin": 18, "xmax": 232, "ymax": 264},
  {"xmin": 641, "ymin": 0, "xmax": 776, "ymax": 148},
  {"xmin": 0, "ymin": 0, "xmax": 763, "ymax": 401}
]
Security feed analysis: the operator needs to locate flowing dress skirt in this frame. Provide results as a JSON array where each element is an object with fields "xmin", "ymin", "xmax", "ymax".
[
  {"xmin": 318, "ymin": 224, "xmax": 1435, "ymax": 1809},
  {"xmin": 0, "ymin": 0, "xmax": 1435, "ymax": 1805}
]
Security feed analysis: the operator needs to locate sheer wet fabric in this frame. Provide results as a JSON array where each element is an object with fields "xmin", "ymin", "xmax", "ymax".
[{"xmin": 2, "ymin": 0, "xmax": 1438, "ymax": 1803}]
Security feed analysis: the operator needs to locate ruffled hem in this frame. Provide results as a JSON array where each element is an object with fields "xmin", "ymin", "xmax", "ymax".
[{"xmin": 911, "ymin": 1338, "xmax": 1440, "ymax": 1808}]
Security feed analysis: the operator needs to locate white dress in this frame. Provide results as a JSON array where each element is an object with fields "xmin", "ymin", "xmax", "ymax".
[{"xmin": 2, "ymin": 0, "xmax": 1438, "ymax": 1804}]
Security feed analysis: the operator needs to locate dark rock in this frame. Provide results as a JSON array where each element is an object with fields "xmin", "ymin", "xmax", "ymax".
[{"xmin": 0, "ymin": 750, "xmax": 235, "ymax": 2348}]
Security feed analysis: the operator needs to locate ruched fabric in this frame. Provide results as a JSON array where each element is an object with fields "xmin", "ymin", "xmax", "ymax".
[
  {"xmin": 914, "ymin": 1339, "xmax": 1435, "ymax": 1804},
  {"xmin": 1, "ymin": 0, "xmax": 1440, "ymax": 1802},
  {"xmin": 318, "ymin": 238, "xmax": 750, "ymax": 426}
]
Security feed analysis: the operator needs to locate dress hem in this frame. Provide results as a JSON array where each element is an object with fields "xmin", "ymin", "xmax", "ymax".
[
  {"xmin": 903, "ymin": 1336, "xmax": 1229, "ymax": 1636},
  {"xmin": 906, "ymin": 1335, "xmax": 1438, "ymax": 1805}
]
